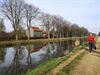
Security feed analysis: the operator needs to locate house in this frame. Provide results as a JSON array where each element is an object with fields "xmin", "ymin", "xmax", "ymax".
[{"xmin": 26, "ymin": 26, "xmax": 48, "ymax": 38}]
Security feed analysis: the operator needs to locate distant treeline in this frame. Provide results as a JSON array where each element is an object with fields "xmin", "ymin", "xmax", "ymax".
[{"xmin": 0, "ymin": 0, "xmax": 94, "ymax": 41}]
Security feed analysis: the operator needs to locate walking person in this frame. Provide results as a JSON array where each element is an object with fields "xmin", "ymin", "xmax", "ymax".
[{"xmin": 87, "ymin": 33, "xmax": 96, "ymax": 52}]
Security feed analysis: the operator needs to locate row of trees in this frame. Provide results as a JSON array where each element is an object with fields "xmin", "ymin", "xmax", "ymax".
[
  {"xmin": 0, "ymin": 0, "xmax": 89, "ymax": 41},
  {"xmin": 40, "ymin": 14, "xmax": 88, "ymax": 38}
]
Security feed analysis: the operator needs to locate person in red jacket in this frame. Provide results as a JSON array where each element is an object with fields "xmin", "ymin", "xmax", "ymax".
[{"xmin": 87, "ymin": 33, "xmax": 96, "ymax": 52}]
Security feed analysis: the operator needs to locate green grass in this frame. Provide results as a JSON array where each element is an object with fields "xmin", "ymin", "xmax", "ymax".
[
  {"xmin": 0, "ymin": 37, "xmax": 86, "ymax": 46},
  {"xmin": 26, "ymin": 45, "xmax": 84, "ymax": 75},
  {"xmin": 57, "ymin": 52, "xmax": 86, "ymax": 75},
  {"xmin": 82, "ymin": 42, "xmax": 88, "ymax": 46},
  {"xmin": 26, "ymin": 55, "xmax": 69, "ymax": 75}
]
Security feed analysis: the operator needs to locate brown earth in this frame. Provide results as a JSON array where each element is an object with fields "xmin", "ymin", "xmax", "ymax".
[
  {"xmin": 47, "ymin": 50, "xmax": 85, "ymax": 75},
  {"xmin": 69, "ymin": 37, "xmax": 100, "ymax": 75}
]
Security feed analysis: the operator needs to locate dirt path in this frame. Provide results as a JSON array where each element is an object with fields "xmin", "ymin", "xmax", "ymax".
[
  {"xmin": 69, "ymin": 37, "xmax": 100, "ymax": 75},
  {"xmin": 69, "ymin": 49, "xmax": 100, "ymax": 75},
  {"xmin": 47, "ymin": 49, "xmax": 85, "ymax": 75}
]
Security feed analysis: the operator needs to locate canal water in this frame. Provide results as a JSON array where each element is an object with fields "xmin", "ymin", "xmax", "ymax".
[{"xmin": 0, "ymin": 40, "xmax": 77, "ymax": 75}]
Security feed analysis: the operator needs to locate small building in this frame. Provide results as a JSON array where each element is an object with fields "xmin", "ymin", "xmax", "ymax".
[{"xmin": 26, "ymin": 26, "xmax": 48, "ymax": 38}]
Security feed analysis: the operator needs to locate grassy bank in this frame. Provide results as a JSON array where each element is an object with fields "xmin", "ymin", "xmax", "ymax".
[
  {"xmin": 26, "ymin": 46, "xmax": 84, "ymax": 75},
  {"xmin": 0, "ymin": 37, "xmax": 86, "ymax": 47},
  {"xmin": 58, "ymin": 51, "xmax": 86, "ymax": 75}
]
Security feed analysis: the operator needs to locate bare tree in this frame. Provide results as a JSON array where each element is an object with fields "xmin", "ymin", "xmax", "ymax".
[
  {"xmin": 0, "ymin": 18, "xmax": 6, "ymax": 40},
  {"xmin": 71, "ymin": 24, "xmax": 80, "ymax": 37},
  {"xmin": 0, "ymin": 18, "xmax": 5, "ymax": 32},
  {"xmin": 50, "ymin": 16, "xmax": 57, "ymax": 38},
  {"xmin": 24, "ymin": 4, "xmax": 39, "ymax": 40},
  {"xmin": 40, "ymin": 13, "xmax": 52, "ymax": 39},
  {"xmin": 51, "ymin": 15, "xmax": 65, "ymax": 38},
  {"xmin": 79, "ymin": 27, "xmax": 88, "ymax": 36},
  {"xmin": 62, "ymin": 21, "xmax": 71, "ymax": 37},
  {"xmin": 1, "ymin": 0, "xmax": 25, "ymax": 40}
]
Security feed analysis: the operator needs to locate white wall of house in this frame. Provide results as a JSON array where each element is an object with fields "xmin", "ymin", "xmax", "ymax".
[
  {"xmin": 26, "ymin": 27, "xmax": 43, "ymax": 38},
  {"xmin": 26, "ymin": 28, "xmax": 33, "ymax": 37},
  {"xmin": 34, "ymin": 31, "xmax": 42, "ymax": 37},
  {"xmin": 30, "ymin": 28, "xmax": 34, "ymax": 37}
]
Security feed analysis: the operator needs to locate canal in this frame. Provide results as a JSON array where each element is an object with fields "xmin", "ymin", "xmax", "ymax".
[{"xmin": 0, "ymin": 40, "xmax": 84, "ymax": 75}]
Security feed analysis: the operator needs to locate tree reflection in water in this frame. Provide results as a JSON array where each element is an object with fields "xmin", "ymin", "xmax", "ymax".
[
  {"xmin": 0, "ymin": 48, "xmax": 6, "ymax": 64},
  {"xmin": 6, "ymin": 46, "xmax": 21, "ymax": 75},
  {"xmin": 0, "ymin": 40, "xmax": 84, "ymax": 75}
]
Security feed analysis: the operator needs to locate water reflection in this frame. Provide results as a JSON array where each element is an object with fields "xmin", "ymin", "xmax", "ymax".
[
  {"xmin": 0, "ymin": 48, "xmax": 6, "ymax": 64},
  {"xmin": 0, "ymin": 40, "xmax": 75, "ymax": 75}
]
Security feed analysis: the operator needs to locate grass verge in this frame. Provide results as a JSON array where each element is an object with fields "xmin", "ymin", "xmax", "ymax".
[
  {"xmin": 57, "ymin": 51, "xmax": 86, "ymax": 75},
  {"xmin": 26, "ymin": 46, "xmax": 83, "ymax": 75},
  {"xmin": 0, "ymin": 37, "xmax": 86, "ymax": 47}
]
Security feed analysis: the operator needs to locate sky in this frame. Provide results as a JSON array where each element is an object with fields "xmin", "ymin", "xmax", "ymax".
[
  {"xmin": 0, "ymin": 0, "xmax": 100, "ymax": 34},
  {"xmin": 24, "ymin": 0, "xmax": 100, "ymax": 34}
]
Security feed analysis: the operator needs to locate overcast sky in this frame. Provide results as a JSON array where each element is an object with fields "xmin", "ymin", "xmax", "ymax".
[
  {"xmin": 0, "ymin": 0, "xmax": 100, "ymax": 34},
  {"xmin": 24, "ymin": 0, "xmax": 100, "ymax": 34}
]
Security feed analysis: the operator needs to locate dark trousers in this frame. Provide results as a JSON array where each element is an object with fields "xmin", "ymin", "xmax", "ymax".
[{"xmin": 89, "ymin": 42, "xmax": 96, "ymax": 52}]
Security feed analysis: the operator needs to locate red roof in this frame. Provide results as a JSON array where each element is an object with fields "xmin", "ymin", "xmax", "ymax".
[
  {"xmin": 32, "ymin": 27, "xmax": 42, "ymax": 32},
  {"xmin": 32, "ymin": 27, "xmax": 40, "ymax": 30},
  {"xmin": 31, "ymin": 26, "xmax": 48, "ymax": 34},
  {"xmin": 32, "ymin": 48, "xmax": 41, "ymax": 52}
]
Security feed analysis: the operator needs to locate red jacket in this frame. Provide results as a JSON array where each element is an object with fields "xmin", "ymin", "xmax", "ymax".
[{"xmin": 87, "ymin": 35, "xmax": 96, "ymax": 43}]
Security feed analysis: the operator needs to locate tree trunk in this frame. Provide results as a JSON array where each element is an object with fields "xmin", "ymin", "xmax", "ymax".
[
  {"xmin": 15, "ymin": 29, "xmax": 18, "ymax": 40},
  {"xmin": 67, "ymin": 32, "xmax": 68, "ymax": 37},
  {"xmin": 60, "ymin": 33, "xmax": 62, "ymax": 38},
  {"xmin": 27, "ymin": 33, "xmax": 30, "ymax": 40},
  {"xmin": 16, "ymin": 34, "xmax": 18, "ymax": 40},
  {"xmin": 27, "ymin": 21, "xmax": 31, "ymax": 40},
  {"xmin": 48, "ymin": 31, "xmax": 50, "ymax": 39},
  {"xmin": 27, "ymin": 19, "xmax": 30, "ymax": 40},
  {"xmin": 27, "ymin": 28, "xmax": 30, "ymax": 40},
  {"xmin": 56, "ymin": 33, "xmax": 58, "ymax": 38},
  {"xmin": 53, "ymin": 32, "xmax": 55, "ymax": 38}
]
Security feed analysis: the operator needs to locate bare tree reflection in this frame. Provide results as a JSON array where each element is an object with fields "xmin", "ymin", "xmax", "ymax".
[
  {"xmin": 26, "ymin": 45, "xmax": 32, "ymax": 69},
  {"xmin": 6, "ymin": 46, "xmax": 22, "ymax": 75},
  {"xmin": 0, "ymin": 48, "xmax": 6, "ymax": 63}
]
